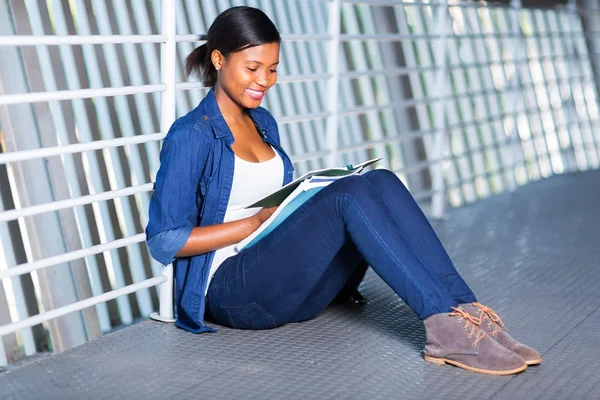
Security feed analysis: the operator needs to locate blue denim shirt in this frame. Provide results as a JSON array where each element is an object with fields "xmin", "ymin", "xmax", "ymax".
[{"xmin": 145, "ymin": 87, "xmax": 295, "ymax": 333}]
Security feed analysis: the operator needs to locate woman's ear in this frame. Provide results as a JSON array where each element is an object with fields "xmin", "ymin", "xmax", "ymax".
[{"xmin": 211, "ymin": 49, "xmax": 223, "ymax": 71}]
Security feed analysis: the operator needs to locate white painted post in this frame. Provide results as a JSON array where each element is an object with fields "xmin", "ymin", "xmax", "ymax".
[
  {"xmin": 151, "ymin": 0, "xmax": 176, "ymax": 323},
  {"xmin": 431, "ymin": 0, "xmax": 449, "ymax": 219},
  {"xmin": 326, "ymin": 0, "xmax": 342, "ymax": 168}
]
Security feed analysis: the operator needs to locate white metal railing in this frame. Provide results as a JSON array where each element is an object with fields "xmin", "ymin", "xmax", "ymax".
[
  {"xmin": 0, "ymin": 276, "xmax": 166, "ymax": 337},
  {"xmin": 0, "ymin": 0, "xmax": 599, "ymax": 365},
  {"xmin": 0, "ymin": 133, "xmax": 166, "ymax": 165}
]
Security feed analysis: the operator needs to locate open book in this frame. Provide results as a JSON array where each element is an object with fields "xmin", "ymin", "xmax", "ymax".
[
  {"xmin": 246, "ymin": 157, "xmax": 383, "ymax": 209},
  {"xmin": 236, "ymin": 157, "xmax": 382, "ymax": 251}
]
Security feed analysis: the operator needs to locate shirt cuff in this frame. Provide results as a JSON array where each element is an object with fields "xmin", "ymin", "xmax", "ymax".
[{"xmin": 146, "ymin": 225, "xmax": 194, "ymax": 265}]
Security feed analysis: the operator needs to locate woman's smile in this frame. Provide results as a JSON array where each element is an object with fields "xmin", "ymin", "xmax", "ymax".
[{"xmin": 246, "ymin": 88, "xmax": 266, "ymax": 100}]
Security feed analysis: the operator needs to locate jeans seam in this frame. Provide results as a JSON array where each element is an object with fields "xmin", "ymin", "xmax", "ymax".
[
  {"xmin": 344, "ymin": 195, "xmax": 446, "ymax": 315},
  {"xmin": 366, "ymin": 177, "xmax": 464, "ymax": 307}
]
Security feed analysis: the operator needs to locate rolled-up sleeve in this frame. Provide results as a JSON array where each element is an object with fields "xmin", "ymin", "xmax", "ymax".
[{"xmin": 145, "ymin": 126, "xmax": 205, "ymax": 265}]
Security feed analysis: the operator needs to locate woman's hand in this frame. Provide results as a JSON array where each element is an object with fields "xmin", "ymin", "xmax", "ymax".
[
  {"xmin": 175, "ymin": 206, "xmax": 279, "ymax": 258},
  {"xmin": 254, "ymin": 206, "xmax": 278, "ymax": 225}
]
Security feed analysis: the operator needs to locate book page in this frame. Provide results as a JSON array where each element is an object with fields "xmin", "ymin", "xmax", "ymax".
[{"xmin": 245, "ymin": 157, "xmax": 382, "ymax": 209}]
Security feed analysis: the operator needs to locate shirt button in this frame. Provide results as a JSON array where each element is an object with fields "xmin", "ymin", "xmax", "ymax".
[{"xmin": 203, "ymin": 115, "xmax": 209, "ymax": 121}]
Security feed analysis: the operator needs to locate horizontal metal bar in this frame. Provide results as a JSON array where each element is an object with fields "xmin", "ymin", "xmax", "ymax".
[
  {"xmin": 338, "ymin": 128, "xmax": 437, "ymax": 154},
  {"xmin": 339, "ymin": 74, "xmax": 594, "ymax": 117},
  {"xmin": 0, "ymin": 234, "xmax": 146, "ymax": 279},
  {"xmin": 399, "ymin": 158, "xmax": 441, "ymax": 174},
  {"xmin": 277, "ymin": 111, "xmax": 331, "ymax": 125},
  {"xmin": 445, "ymin": 159, "xmax": 524, "ymax": 192},
  {"xmin": 341, "ymin": 33, "xmax": 443, "ymax": 42},
  {"xmin": 0, "ymin": 276, "xmax": 165, "ymax": 337},
  {"xmin": 413, "ymin": 189, "xmax": 437, "ymax": 202},
  {"xmin": 574, "ymin": 7, "xmax": 600, "ymax": 15},
  {"xmin": 175, "ymin": 34, "xmax": 207, "ymax": 43},
  {"xmin": 290, "ymin": 150, "xmax": 331, "ymax": 164},
  {"xmin": 0, "ymin": 183, "xmax": 153, "ymax": 223},
  {"xmin": 341, "ymin": 0, "xmax": 446, "ymax": 6},
  {"xmin": 175, "ymin": 34, "xmax": 331, "ymax": 43},
  {"xmin": 0, "ymin": 84, "xmax": 166, "ymax": 106},
  {"xmin": 176, "ymin": 73, "xmax": 331, "ymax": 91},
  {"xmin": 0, "ymin": 35, "xmax": 166, "ymax": 46},
  {"xmin": 2, "ymin": 30, "xmax": 591, "ymax": 48},
  {"xmin": 339, "ymin": 31, "xmax": 585, "ymax": 43},
  {"xmin": 276, "ymin": 73, "xmax": 332, "ymax": 83},
  {"xmin": 341, "ymin": 60, "xmax": 592, "ymax": 80},
  {"xmin": 0, "ymin": 133, "xmax": 165, "ymax": 165}
]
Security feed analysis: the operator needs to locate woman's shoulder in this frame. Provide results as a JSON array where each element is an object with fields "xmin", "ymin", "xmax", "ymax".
[{"xmin": 165, "ymin": 108, "xmax": 214, "ymax": 144}]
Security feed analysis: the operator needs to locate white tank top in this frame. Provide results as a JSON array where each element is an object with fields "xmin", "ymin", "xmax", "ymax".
[{"xmin": 206, "ymin": 147, "xmax": 284, "ymax": 293}]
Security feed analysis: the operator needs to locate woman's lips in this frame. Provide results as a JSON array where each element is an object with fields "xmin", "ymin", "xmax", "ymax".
[{"xmin": 246, "ymin": 88, "xmax": 266, "ymax": 100}]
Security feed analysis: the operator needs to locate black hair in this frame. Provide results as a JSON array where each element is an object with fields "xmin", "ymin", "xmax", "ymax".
[{"xmin": 185, "ymin": 6, "xmax": 281, "ymax": 87}]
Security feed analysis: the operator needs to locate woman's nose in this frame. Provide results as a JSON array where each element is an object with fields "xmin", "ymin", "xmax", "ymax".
[{"xmin": 256, "ymin": 74, "xmax": 268, "ymax": 87}]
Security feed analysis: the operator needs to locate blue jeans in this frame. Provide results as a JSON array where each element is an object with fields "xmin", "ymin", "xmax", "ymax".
[{"xmin": 206, "ymin": 169, "xmax": 477, "ymax": 329}]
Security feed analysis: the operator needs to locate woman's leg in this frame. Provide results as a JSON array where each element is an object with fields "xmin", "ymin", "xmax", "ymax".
[
  {"xmin": 361, "ymin": 169, "xmax": 477, "ymax": 304},
  {"xmin": 207, "ymin": 174, "xmax": 527, "ymax": 375},
  {"xmin": 290, "ymin": 239, "xmax": 367, "ymax": 322},
  {"xmin": 207, "ymin": 175, "xmax": 458, "ymax": 329}
]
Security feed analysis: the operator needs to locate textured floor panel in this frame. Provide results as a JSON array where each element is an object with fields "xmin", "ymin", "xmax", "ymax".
[{"xmin": 1, "ymin": 171, "xmax": 599, "ymax": 400}]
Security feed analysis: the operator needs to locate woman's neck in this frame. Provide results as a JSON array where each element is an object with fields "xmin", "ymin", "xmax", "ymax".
[{"xmin": 213, "ymin": 85, "xmax": 246, "ymax": 124}]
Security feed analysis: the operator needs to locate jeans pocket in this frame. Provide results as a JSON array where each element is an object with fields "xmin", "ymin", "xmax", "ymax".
[{"xmin": 220, "ymin": 302, "xmax": 277, "ymax": 330}]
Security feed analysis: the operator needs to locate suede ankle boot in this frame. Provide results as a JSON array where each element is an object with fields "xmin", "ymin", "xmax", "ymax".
[
  {"xmin": 460, "ymin": 302, "xmax": 542, "ymax": 366},
  {"xmin": 423, "ymin": 307, "xmax": 527, "ymax": 375}
]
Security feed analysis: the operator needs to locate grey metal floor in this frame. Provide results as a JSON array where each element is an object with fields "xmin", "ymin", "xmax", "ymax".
[{"xmin": 1, "ymin": 171, "xmax": 599, "ymax": 400}]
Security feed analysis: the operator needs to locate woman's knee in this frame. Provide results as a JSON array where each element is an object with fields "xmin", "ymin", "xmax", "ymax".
[
  {"xmin": 363, "ymin": 169, "xmax": 408, "ymax": 192},
  {"xmin": 330, "ymin": 174, "xmax": 377, "ymax": 197}
]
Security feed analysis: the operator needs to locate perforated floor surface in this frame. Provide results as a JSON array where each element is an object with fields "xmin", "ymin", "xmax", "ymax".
[{"xmin": 2, "ymin": 171, "xmax": 599, "ymax": 400}]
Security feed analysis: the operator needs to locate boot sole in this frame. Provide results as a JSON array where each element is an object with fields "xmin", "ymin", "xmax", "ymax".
[
  {"xmin": 525, "ymin": 358, "xmax": 542, "ymax": 366},
  {"xmin": 423, "ymin": 355, "xmax": 528, "ymax": 376}
]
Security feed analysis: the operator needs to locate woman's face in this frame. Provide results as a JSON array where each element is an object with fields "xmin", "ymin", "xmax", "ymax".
[{"xmin": 213, "ymin": 42, "xmax": 280, "ymax": 110}]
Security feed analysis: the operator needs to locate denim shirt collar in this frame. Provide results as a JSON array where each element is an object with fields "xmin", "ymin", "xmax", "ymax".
[{"xmin": 202, "ymin": 87, "xmax": 273, "ymax": 143}]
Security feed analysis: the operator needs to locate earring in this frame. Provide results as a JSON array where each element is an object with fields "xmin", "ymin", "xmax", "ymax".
[{"xmin": 215, "ymin": 65, "xmax": 220, "ymax": 71}]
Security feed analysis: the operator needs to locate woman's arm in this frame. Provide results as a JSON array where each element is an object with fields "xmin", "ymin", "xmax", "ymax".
[{"xmin": 175, "ymin": 206, "xmax": 276, "ymax": 257}]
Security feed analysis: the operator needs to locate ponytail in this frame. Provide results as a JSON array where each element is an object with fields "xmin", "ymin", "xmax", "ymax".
[{"xmin": 185, "ymin": 41, "xmax": 218, "ymax": 87}]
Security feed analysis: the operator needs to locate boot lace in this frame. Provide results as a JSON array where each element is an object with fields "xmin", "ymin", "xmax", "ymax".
[
  {"xmin": 450, "ymin": 307, "xmax": 486, "ymax": 346},
  {"xmin": 472, "ymin": 302, "xmax": 507, "ymax": 337}
]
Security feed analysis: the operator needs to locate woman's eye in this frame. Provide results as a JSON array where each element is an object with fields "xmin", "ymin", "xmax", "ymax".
[
  {"xmin": 270, "ymin": 70, "xmax": 278, "ymax": 73},
  {"xmin": 247, "ymin": 67, "xmax": 257, "ymax": 72}
]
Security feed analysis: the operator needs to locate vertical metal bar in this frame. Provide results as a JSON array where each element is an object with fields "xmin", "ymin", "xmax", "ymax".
[
  {"xmin": 526, "ymin": 10, "xmax": 567, "ymax": 176},
  {"xmin": 461, "ymin": 5, "xmax": 506, "ymax": 195},
  {"xmin": 441, "ymin": 3, "xmax": 492, "ymax": 200},
  {"xmin": 326, "ymin": 0, "xmax": 342, "ymax": 167},
  {"xmin": 564, "ymin": 0, "xmax": 599, "ymax": 167},
  {"xmin": 394, "ymin": 5, "xmax": 464, "ymax": 206},
  {"xmin": 552, "ymin": 2, "xmax": 577, "ymax": 173},
  {"xmin": 341, "ymin": 3, "xmax": 387, "ymax": 168},
  {"xmin": 370, "ymin": 4, "xmax": 410, "ymax": 178},
  {"xmin": 431, "ymin": 0, "xmax": 449, "ymax": 219},
  {"xmin": 151, "ymin": 0, "xmax": 176, "ymax": 323},
  {"xmin": 507, "ymin": 0, "xmax": 527, "ymax": 187},
  {"xmin": 0, "ymin": 279, "xmax": 19, "ymax": 365}
]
